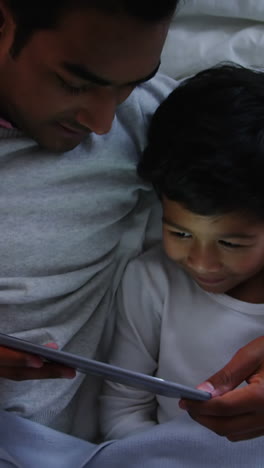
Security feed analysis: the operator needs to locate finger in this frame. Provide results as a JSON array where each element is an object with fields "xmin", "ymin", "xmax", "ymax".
[
  {"xmin": 180, "ymin": 382, "xmax": 264, "ymax": 416},
  {"xmin": 0, "ymin": 346, "xmax": 43, "ymax": 368},
  {"xmin": 0, "ymin": 362, "xmax": 76, "ymax": 381},
  {"xmin": 198, "ymin": 336, "xmax": 264, "ymax": 397},
  {"xmin": 189, "ymin": 411, "xmax": 264, "ymax": 441}
]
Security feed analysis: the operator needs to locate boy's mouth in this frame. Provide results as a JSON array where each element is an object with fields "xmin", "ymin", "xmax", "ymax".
[{"xmin": 193, "ymin": 275, "xmax": 226, "ymax": 285}]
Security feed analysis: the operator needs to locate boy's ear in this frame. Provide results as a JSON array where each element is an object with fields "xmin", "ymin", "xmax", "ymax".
[{"xmin": 0, "ymin": 0, "xmax": 16, "ymax": 62}]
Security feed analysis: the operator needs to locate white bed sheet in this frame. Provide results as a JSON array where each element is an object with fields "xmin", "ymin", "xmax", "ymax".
[{"xmin": 161, "ymin": 0, "xmax": 264, "ymax": 79}]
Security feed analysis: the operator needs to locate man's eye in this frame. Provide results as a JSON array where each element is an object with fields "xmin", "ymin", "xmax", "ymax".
[
  {"xmin": 218, "ymin": 240, "xmax": 244, "ymax": 249},
  {"xmin": 57, "ymin": 76, "xmax": 89, "ymax": 95}
]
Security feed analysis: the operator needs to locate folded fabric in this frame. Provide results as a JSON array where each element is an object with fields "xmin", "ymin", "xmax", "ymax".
[
  {"xmin": 0, "ymin": 410, "xmax": 263, "ymax": 468},
  {"xmin": 0, "ymin": 410, "xmax": 110, "ymax": 468}
]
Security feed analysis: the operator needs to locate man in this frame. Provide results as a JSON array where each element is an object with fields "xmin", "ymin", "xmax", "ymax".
[{"xmin": 0, "ymin": 0, "xmax": 178, "ymax": 441}]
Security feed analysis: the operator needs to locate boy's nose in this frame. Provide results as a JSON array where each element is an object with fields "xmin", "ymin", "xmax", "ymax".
[
  {"xmin": 187, "ymin": 244, "xmax": 222, "ymax": 273},
  {"xmin": 76, "ymin": 87, "xmax": 118, "ymax": 135}
]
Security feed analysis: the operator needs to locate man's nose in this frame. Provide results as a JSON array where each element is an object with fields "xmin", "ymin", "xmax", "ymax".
[{"xmin": 76, "ymin": 87, "xmax": 118, "ymax": 135}]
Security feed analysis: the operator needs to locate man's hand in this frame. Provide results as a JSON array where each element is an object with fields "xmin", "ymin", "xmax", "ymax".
[
  {"xmin": 179, "ymin": 336, "xmax": 264, "ymax": 441},
  {"xmin": 0, "ymin": 344, "xmax": 76, "ymax": 380}
]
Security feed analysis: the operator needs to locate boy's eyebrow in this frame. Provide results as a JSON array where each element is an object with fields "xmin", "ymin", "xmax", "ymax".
[
  {"xmin": 61, "ymin": 61, "xmax": 161, "ymax": 87},
  {"xmin": 163, "ymin": 217, "xmax": 257, "ymax": 239},
  {"xmin": 220, "ymin": 233, "xmax": 256, "ymax": 239},
  {"xmin": 162, "ymin": 218, "xmax": 188, "ymax": 231}
]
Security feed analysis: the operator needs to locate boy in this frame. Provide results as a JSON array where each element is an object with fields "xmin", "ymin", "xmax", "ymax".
[{"xmin": 100, "ymin": 64, "xmax": 264, "ymax": 443}]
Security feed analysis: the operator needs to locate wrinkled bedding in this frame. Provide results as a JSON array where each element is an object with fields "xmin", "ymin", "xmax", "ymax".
[{"xmin": 161, "ymin": 0, "xmax": 264, "ymax": 78}]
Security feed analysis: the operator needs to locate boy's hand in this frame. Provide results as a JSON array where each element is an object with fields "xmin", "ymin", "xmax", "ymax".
[
  {"xmin": 179, "ymin": 336, "xmax": 264, "ymax": 441},
  {"xmin": 0, "ymin": 344, "xmax": 76, "ymax": 380}
]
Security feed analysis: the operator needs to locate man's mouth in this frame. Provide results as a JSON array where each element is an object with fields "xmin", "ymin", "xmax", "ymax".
[{"xmin": 57, "ymin": 122, "xmax": 89, "ymax": 137}]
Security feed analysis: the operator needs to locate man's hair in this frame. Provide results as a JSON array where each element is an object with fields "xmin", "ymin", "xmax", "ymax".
[
  {"xmin": 138, "ymin": 64, "xmax": 264, "ymax": 221},
  {"xmin": 6, "ymin": 0, "xmax": 179, "ymax": 56}
]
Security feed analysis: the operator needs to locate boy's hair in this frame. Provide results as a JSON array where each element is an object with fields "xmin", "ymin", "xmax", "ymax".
[
  {"xmin": 6, "ymin": 0, "xmax": 179, "ymax": 56},
  {"xmin": 138, "ymin": 64, "xmax": 264, "ymax": 221}
]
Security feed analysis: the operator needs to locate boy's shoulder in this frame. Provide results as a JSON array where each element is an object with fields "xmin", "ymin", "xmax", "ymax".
[
  {"xmin": 132, "ymin": 243, "xmax": 168, "ymax": 264},
  {"xmin": 127, "ymin": 243, "xmax": 168, "ymax": 267},
  {"xmin": 125, "ymin": 243, "xmax": 191, "ymax": 289}
]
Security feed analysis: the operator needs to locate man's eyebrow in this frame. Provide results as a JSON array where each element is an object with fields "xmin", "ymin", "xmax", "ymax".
[{"xmin": 61, "ymin": 61, "xmax": 161, "ymax": 87}]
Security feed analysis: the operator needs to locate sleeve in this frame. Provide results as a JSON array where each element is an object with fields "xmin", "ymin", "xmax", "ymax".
[{"xmin": 99, "ymin": 254, "xmax": 162, "ymax": 440}]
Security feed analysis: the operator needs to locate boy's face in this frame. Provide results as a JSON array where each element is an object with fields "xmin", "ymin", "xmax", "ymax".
[
  {"xmin": 162, "ymin": 198, "xmax": 264, "ymax": 299},
  {"xmin": 0, "ymin": 7, "xmax": 168, "ymax": 152}
]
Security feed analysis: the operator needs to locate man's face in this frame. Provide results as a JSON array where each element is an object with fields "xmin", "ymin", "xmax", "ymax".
[
  {"xmin": 162, "ymin": 198, "xmax": 264, "ymax": 301},
  {"xmin": 0, "ymin": 8, "xmax": 169, "ymax": 151}
]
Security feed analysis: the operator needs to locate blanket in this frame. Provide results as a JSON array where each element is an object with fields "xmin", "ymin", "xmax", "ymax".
[{"xmin": 0, "ymin": 410, "xmax": 263, "ymax": 468}]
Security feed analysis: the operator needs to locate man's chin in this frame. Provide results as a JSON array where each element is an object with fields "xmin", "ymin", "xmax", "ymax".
[
  {"xmin": 21, "ymin": 123, "xmax": 90, "ymax": 153},
  {"xmin": 32, "ymin": 133, "xmax": 87, "ymax": 153},
  {"xmin": 39, "ymin": 139, "xmax": 83, "ymax": 153}
]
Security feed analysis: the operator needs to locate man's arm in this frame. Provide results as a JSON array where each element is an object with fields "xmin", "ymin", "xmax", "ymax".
[{"xmin": 0, "ymin": 344, "xmax": 76, "ymax": 380}]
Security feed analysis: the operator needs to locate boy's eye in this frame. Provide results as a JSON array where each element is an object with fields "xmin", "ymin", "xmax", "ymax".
[
  {"xmin": 218, "ymin": 240, "xmax": 244, "ymax": 249},
  {"xmin": 169, "ymin": 230, "xmax": 191, "ymax": 239}
]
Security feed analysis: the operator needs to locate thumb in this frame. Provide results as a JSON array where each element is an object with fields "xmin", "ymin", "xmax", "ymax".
[
  {"xmin": 44, "ymin": 342, "xmax": 59, "ymax": 349},
  {"xmin": 197, "ymin": 336, "xmax": 264, "ymax": 397}
]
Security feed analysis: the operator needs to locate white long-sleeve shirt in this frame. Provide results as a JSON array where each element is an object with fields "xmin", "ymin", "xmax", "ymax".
[{"xmin": 100, "ymin": 244, "xmax": 264, "ymax": 441}]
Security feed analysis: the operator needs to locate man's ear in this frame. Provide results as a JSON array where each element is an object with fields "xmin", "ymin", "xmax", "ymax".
[{"xmin": 0, "ymin": 0, "xmax": 16, "ymax": 62}]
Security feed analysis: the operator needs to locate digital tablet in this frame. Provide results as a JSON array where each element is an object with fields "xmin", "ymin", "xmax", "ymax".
[{"xmin": 0, "ymin": 333, "xmax": 211, "ymax": 401}]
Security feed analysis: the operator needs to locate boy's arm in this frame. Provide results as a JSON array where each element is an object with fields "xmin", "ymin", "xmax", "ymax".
[
  {"xmin": 179, "ymin": 336, "xmax": 264, "ymax": 441},
  {"xmin": 100, "ymin": 255, "xmax": 162, "ymax": 440}
]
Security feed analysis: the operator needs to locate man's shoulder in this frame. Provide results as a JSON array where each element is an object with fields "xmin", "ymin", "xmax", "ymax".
[
  {"xmin": 122, "ymin": 73, "xmax": 178, "ymax": 114},
  {"xmin": 96, "ymin": 73, "xmax": 178, "ymax": 158},
  {"xmin": 117, "ymin": 73, "xmax": 178, "ymax": 126},
  {"xmin": 137, "ymin": 73, "xmax": 178, "ymax": 105}
]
